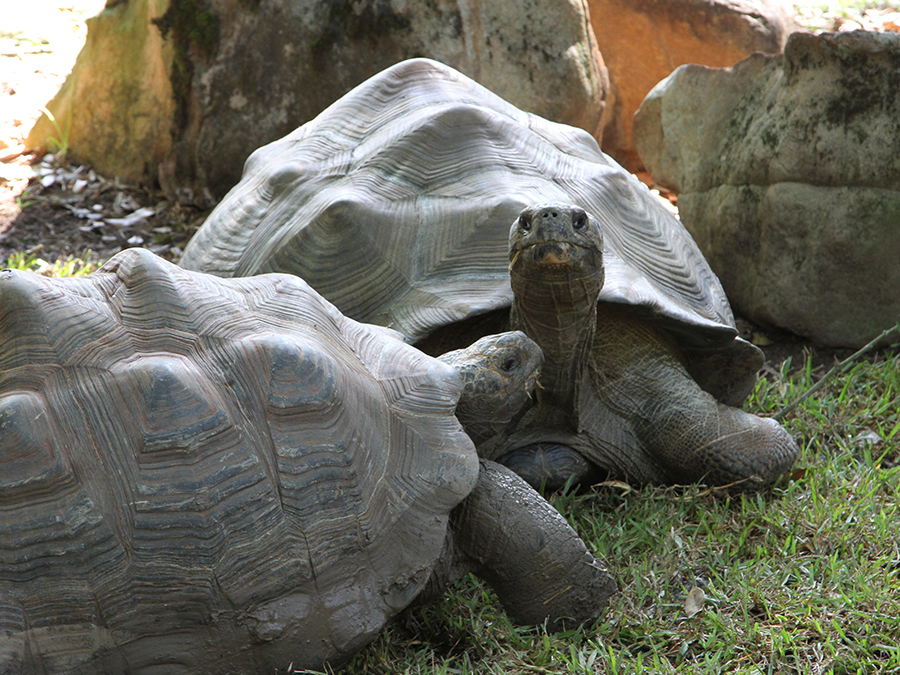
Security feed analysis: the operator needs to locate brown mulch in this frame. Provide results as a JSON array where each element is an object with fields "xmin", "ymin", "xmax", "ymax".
[{"xmin": 0, "ymin": 153, "xmax": 207, "ymax": 264}]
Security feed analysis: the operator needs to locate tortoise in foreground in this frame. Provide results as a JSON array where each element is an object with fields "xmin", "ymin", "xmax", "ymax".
[
  {"xmin": 0, "ymin": 249, "xmax": 615, "ymax": 675},
  {"xmin": 180, "ymin": 59, "xmax": 798, "ymax": 488}
]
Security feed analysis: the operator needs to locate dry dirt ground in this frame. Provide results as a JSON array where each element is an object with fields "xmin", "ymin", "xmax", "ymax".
[
  {"xmin": 0, "ymin": 0, "xmax": 208, "ymax": 266},
  {"xmin": 1, "ymin": 1, "xmax": 897, "ymax": 369}
]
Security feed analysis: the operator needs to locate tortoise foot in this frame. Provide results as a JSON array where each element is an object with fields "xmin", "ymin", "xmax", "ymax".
[{"xmin": 497, "ymin": 442, "xmax": 602, "ymax": 492}]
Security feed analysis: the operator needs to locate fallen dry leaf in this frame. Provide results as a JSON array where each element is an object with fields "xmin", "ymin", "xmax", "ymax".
[{"xmin": 684, "ymin": 586, "xmax": 706, "ymax": 618}]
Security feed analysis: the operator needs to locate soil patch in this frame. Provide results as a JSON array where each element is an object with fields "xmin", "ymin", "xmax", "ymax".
[{"xmin": 0, "ymin": 153, "xmax": 207, "ymax": 264}]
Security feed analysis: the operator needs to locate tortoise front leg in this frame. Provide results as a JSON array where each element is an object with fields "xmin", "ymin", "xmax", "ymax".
[
  {"xmin": 587, "ymin": 307, "xmax": 799, "ymax": 487},
  {"xmin": 435, "ymin": 460, "xmax": 616, "ymax": 630}
]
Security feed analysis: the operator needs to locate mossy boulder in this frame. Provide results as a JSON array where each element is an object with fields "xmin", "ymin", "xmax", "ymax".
[
  {"xmin": 27, "ymin": 0, "xmax": 176, "ymax": 186},
  {"xmin": 28, "ymin": 0, "xmax": 609, "ymax": 204},
  {"xmin": 633, "ymin": 31, "xmax": 900, "ymax": 347}
]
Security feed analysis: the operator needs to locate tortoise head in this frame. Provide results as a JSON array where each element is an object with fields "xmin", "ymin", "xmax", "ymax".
[
  {"xmin": 438, "ymin": 331, "xmax": 543, "ymax": 446},
  {"xmin": 508, "ymin": 204, "xmax": 603, "ymax": 285}
]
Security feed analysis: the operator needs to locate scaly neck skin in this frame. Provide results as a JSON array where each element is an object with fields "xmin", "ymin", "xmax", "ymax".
[{"xmin": 509, "ymin": 267, "xmax": 602, "ymax": 429}]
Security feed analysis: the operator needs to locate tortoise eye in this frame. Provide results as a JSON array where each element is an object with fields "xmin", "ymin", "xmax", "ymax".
[
  {"xmin": 501, "ymin": 357, "xmax": 518, "ymax": 373},
  {"xmin": 518, "ymin": 216, "xmax": 532, "ymax": 233},
  {"xmin": 573, "ymin": 213, "xmax": 588, "ymax": 232}
]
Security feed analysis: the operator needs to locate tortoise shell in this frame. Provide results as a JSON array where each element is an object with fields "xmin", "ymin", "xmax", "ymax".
[
  {"xmin": 0, "ymin": 248, "xmax": 478, "ymax": 673},
  {"xmin": 180, "ymin": 58, "xmax": 762, "ymax": 403}
]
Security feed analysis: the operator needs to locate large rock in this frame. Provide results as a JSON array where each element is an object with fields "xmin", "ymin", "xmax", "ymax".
[
  {"xmin": 587, "ymin": 0, "xmax": 795, "ymax": 171},
  {"xmin": 28, "ymin": 0, "xmax": 608, "ymax": 204},
  {"xmin": 634, "ymin": 31, "xmax": 900, "ymax": 348},
  {"xmin": 24, "ymin": 0, "xmax": 176, "ymax": 185}
]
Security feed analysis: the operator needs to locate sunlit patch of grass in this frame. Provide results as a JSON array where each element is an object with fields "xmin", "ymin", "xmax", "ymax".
[
  {"xmin": 5, "ymin": 249, "xmax": 98, "ymax": 277},
  {"xmin": 793, "ymin": 0, "xmax": 900, "ymax": 30},
  {"xmin": 794, "ymin": 0, "xmax": 898, "ymax": 15}
]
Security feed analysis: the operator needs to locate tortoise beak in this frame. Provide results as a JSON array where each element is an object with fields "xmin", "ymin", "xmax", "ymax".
[
  {"xmin": 529, "ymin": 241, "xmax": 582, "ymax": 267},
  {"xmin": 510, "ymin": 240, "xmax": 602, "ymax": 280},
  {"xmin": 508, "ymin": 204, "xmax": 603, "ymax": 276}
]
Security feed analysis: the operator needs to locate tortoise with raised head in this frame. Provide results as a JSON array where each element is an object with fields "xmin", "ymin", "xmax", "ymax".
[
  {"xmin": 0, "ymin": 248, "xmax": 614, "ymax": 675},
  {"xmin": 180, "ymin": 59, "xmax": 798, "ymax": 489},
  {"xmin": 496, "ymin": 203, "xmax": 796, "ymax": 488}
]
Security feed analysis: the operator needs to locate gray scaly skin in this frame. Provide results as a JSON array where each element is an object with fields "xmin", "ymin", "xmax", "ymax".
[
  {"xmin": 498, "ymin": 204, "xmax": 798, "ymax": 488},
  {"xmin": 437, "ymin": 331, "xmax": 543, "ymax": 445},
  {"xmin": 430, "ymin": 331, "xmax": 617, "ymax": 631},
  {"xmin": 435, "ymin": 459, "xmax": 617, "ymax": 632}
]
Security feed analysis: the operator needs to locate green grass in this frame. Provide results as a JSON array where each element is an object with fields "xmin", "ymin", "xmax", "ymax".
[
  {"xmin": 793, "ymin": 0, "xmax": 899, "ymax": 31},
  {"xmin": 340, "ymin": 345, "xmax": 900, "ymax": 675},
  {"xmin": 4, "ymin": 250, "xmax": 97, "ymax": 277},
  {"xmin": 38, "ymin": 105, "xmax": 73, "ymax": 159}
]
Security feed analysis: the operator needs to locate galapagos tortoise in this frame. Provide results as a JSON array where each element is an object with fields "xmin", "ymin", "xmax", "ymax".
[
  {"xmin": 499, "ymin": 204, "xmax": 797, "ymax": 488},
  {"xmin": 180, "ymin": 58, "xmax": 798, "ymax": 487},
  {"xmin": 0, "ymin": 248, "xmax": 615, "ymax": 674}
]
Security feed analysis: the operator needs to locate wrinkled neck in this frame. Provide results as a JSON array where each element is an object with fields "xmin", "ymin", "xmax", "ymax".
[{"xmin": 509, "ymin": 270, "xmax": 601, "ymax": 425}]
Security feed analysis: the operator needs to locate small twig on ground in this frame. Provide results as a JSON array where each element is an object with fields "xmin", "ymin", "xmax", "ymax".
[{"xmin": 773, "ymin": 322, "xmax": 900, "ymax": 422}]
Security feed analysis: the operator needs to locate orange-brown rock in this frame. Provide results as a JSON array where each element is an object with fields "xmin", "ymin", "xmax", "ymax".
[{"xmin": 587, "ymin": 0, "xmax": 795, "ymax": 170}]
